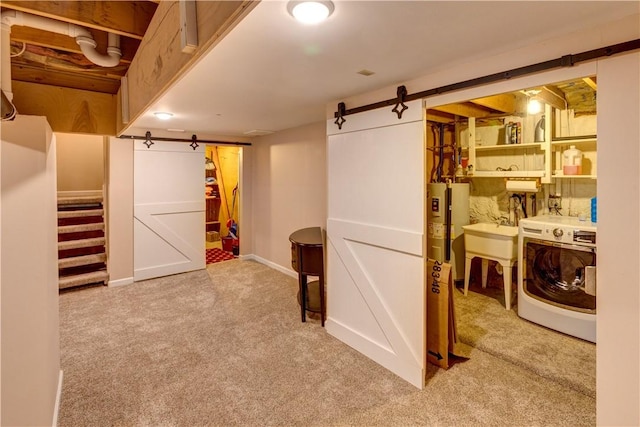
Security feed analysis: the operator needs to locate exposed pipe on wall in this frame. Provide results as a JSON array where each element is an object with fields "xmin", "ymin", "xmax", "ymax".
[
  {"xmin": 1, "ymin": 16, "xmax": 14, "ymax": 101},
  {"xmin": 1, "ymin": 10, "xmax": 122, "ymax": 67},
  {"xmin": 0, "ymin": 10, "xmax": 123, "ymax": 105}
]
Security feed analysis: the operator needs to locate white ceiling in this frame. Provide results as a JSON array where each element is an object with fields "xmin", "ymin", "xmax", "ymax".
[{"xmin": 129, "ymin": 1, "xmax": 638, "ymax": 138}]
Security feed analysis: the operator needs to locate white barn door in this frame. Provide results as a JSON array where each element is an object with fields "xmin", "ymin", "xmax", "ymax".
[
  {"xmin": 326, "ymin": 100, "xmax": 425, "ymax": 388},
  {"xmin": 134, "ymin": 140, "xmax": 205, "ymax": 281}
]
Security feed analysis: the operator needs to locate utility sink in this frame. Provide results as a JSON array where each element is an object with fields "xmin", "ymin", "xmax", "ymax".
[
  {"xmin": 462, "ymin": 222, "xmax": 519, "ymax": 310},
  {"xmin": 462, "ymin": 223, "xmax": 519, "ymax": 260}
]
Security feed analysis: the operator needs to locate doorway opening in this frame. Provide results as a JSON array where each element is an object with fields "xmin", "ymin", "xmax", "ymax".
[
  {"xmin": 205, "ymin": 145, "xmax": 241, "ymax": 264},
  {"xmin": 56, "ymin": 133, "xmax": 108, "ymax": 290},
  {"xmin": 425, "ymin": 75, "xmax": 597, "ymax": 398}
]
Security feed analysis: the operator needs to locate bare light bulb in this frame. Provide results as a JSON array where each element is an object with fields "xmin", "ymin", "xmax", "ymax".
[{"xmin": 527, "ymin": 99, "xmax": 542, "ymax": 115}]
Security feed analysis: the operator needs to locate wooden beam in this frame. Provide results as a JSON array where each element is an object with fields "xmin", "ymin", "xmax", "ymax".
[
  {"xmin": 426, "ymin": 109, "xmax": 455, "ymax": 124},
  {"xmin": 120, "ymin": 1, "xmax": 258, "ymax": 134},
  {"xmin": 538, "ymin": 85, "xmax": 567, "ymax": 111},
  {"xmin": 582, "ymin": 77, "xmax": 597, "ymax": 91},
  {"xmin": 470, "ymin": 94, "xmax": 516, "ymax": 114},
  {"xmin": 431, "ymin": 102, "xmax": 492, "ymax": 118},
  {"xmin": 12, "ymin": 63, "xmax": 121, "ymax": 94},
  {"xmin": 11, "ymin": 26, "xmax": 139, "ymax": 63},
  {"xmin": 1, "ymin": 1, "xmax": 157, "ymax": 40},
  {"xmin": 12, "ymin": 80, "xmax": 116, "ymax": 135}
]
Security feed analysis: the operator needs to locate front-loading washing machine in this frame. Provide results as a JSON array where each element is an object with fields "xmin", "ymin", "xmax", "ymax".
[{"xmin": 518, "ymin": 215, "xmax": 596, "ymax": 343}]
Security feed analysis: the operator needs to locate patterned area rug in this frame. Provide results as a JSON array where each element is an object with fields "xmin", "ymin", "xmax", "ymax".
[{"xmin": 206, "ymin": 248, "xmax": 234, "ymax": 264}]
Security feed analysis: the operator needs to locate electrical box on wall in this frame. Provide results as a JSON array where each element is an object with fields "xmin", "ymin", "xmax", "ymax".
[
  {"xmin": 431, "ymin": 196, "xmax": 441, "ymax": 217},
  {"xmin": 548, "ymin": 194, "xmax": 562, "ymax": 209}
]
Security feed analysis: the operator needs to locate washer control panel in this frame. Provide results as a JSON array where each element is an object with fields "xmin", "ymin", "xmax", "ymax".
[
  {"xmin": 520, "ymin": 216, "xmax": 597, "ymax": 247},
  {"xmin": 522, "ymin": 224, "xmax": 596, "ymax": 246}
]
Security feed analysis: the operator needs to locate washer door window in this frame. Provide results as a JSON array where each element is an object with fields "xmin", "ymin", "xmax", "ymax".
[{"xmin": 524, "ymin": 240, "xmax": 596, "ymax": 312}]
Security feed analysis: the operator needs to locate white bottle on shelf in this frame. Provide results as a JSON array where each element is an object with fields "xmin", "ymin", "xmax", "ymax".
[{"xmin": 562, "ymin": 145, "xmax": 583, "ymax": 175}]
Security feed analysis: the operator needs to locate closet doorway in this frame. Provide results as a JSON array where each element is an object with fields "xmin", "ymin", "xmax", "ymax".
[{"xmin": 205, "ymin": 145, "xmax": 241, "ymax": 264}]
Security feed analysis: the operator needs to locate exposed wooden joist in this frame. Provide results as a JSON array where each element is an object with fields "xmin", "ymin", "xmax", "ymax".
[
  {"xmin": 12, "ymin": 80, "xmax": 116, "ymax": 135},
  {"xmin": 470, "ymin": 94, "xmax": 516, "ymax": 114},
  {"xmin": 120, "ymin": 1, "xmax": 258, "ymax": 134},
  {"xmin": 12, "ymin": 63, "xmax": 121, "ymax": 94},
  {"xmin": 538, "ymin": 85, "xmax": 567, "ymax": 110},
  {"xmin": 11, "ymin": 26, "xmax": 139, "ymax": 63},
  {"xmin": 583, "ymin": 77, "xmax": 597, "ymax": 91},
  {"xmin": 431, "ymin": 102, "xmax": 493, "ymax": 118},
  {"xmin": 1, "ymin": 1, "xmax": 157, "ymax": 40},
  {"xmin": 426, "ymin": 109, "xmax": 455, "ymax": 124}
]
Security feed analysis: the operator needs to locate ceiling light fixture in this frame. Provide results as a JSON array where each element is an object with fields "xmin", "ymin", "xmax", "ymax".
[
  {"xmin": 154, "ymin": 112, "xmax": 173, "ymax": 120},
  {"xmin": 287, "ymin": 1, "xmax": 334, "ymax": 25},
  {"xmin": 524, "ymin": 89, "xmax": 543, "ymax": 115}
]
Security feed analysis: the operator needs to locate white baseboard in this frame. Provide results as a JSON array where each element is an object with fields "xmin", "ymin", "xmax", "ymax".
[
  {"xmin": 108, "ymin": 276, "xmax": 134, "ymax": 287},
  {"xmin": 243, "ymin": 254, "xmax": 297, "ymax": 279},
  {"xmin": 57, "ymin": 190, "xmax": 103, "ymax": 198},
  {"xmin": 52, "ymin": 369, "xmax": 63, "ymax": 427}
]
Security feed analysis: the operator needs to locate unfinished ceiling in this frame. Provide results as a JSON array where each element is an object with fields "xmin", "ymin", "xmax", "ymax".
[
  {"xmin": 427, "ymin": 77, "xmax": 598, "ymax": 124},
  {"xmin": 1, "ymin": 1, "xmax": 158, "ymax": 95}
]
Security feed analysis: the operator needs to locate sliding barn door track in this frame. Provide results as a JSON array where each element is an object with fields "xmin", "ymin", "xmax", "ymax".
[{"xmin": 333, "ymin": 39, "xmax": 640, "ymax": 128}]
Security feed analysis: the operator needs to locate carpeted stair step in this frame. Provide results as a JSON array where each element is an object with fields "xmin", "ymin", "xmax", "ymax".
[
  {"xmin": 58, "ymin": 223, "xmax": 104, "ymax": 234},
  {"xmin": 59, "ymin": 253, "xmax": 106, "ymax": 269},
  {"xmin": 57, "ymin": 195, "xmax": 103, "ymax": 206},
  {"xmin": 58, "ymin": 208, "xmax": 104, "ymax": 219},
  {"xmin": 58, "ymin": 237, "xmax": 106, "ymax": 251},
  {"xmin": 59, "ymin": 270, "xmax": 109, "ymax": 290}
]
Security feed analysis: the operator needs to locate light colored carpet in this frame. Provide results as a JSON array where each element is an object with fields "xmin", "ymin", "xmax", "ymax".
[
  {"xmin": 58, "ymin": 259, "xmax": 595, "ymax": 426},
  {"xmin": 455, "ymin": 281, "xmax": 596, "ymax": 398}
]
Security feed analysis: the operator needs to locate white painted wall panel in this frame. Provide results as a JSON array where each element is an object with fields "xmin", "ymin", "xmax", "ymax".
[
  {"xmin": 596, "ymin": 52, "xmax": 640, "ymax": 426},
  {"xmin": 327, "ymin": 106, "xmax": 425, "ymax": 388},
  {"xmin": 326, "ymin": 242, "xmax": 390, "ymax": 347},
  {"xmin": 1, "ymin": 116, "xmax": 60, "ymax": 426},
  {"xmin": 328, "ymin": 121, "xmax": 424, "ymax": 231},
  {"xmin": 134, "ymin": 140, "xmax": 205, "ymax": 281}
]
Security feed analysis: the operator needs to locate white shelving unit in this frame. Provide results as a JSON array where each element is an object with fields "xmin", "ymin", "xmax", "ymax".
[
  {"xmin": 475, "ymin": 142, "xmax": 544, "ymax": 152},
  {"xmin": 551, "ymin": 136, "xmax": 597, "ymax": 179},
  {"xmin": 464, "ymin": 104, "xmax": 597, "ymax": 183},
  {"xmin": 466, "ymin": 105, "xmax": 552, "ymax": 181}
]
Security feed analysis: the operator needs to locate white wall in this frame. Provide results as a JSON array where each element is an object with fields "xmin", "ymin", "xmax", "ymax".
[
  {"xmin": 1, "ymin": 116, "xmax": 61, "ymax": 426},
  {"xmin": 329, "ymin": 14, "xmax": 640, "ymax": 425},
  {"xmin": 250, "ymin": 121, "xmax": 327, "ymax": 270},
  {"xmin": 56, "ymin": 133, "xmax": 104, "ymax": 192},
  {"xmin": 106, "ymin": 137, "xmax": 134, "ymax": 286},
  {"xmin": 596, "ymin": 52, "xmax": 640, "ymax": 425}
]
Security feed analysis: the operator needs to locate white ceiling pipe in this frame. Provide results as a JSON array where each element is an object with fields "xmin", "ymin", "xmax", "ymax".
[
  {"xmin": 1, "ymin": 18, "xmax": 13, "ymax": 100},
  {"xmin": 0, "ymin": 10, "xmax": 122, "ymax": 68},
  {"xmin": 76, "ymin": 32, "xmax": 122, "ymax": 67}
]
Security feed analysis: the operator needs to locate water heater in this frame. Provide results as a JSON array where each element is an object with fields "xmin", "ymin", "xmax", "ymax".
[{"xmin": 427, "ymin": 183, "xmax": 470, "ymax": 283}]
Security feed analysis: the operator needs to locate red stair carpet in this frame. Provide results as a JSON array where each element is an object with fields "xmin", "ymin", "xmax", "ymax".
[{"xmin": 206, "ymin": 248, "xmax": 235, "ymax": 265}]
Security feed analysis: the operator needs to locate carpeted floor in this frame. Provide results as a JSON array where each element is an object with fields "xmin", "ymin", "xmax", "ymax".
[
  {"xmin": 58, "ymin": 259, "xmax": 595, "ymax": 426},
  {"xmin": 455, "ymin": 282, "xmax": 596, "ymax": 398}
]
